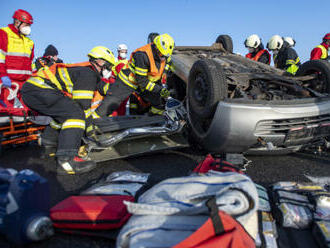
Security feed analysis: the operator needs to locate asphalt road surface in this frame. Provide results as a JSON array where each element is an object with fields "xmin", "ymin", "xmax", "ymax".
[{"xmin": 0, "ymin": 143, "xmax": 329, "ymax": 248}]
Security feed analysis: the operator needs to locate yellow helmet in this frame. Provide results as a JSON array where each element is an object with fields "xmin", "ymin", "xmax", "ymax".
[
  {"xmin": 153, "ymin": 33, "xmax": 175, "ymax": 58},
  {"xmin": 88, "ymin": 46, "xmax": 116, "ymax": 66}
]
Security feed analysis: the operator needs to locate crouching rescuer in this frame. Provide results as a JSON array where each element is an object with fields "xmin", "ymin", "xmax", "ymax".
[
  {"xmin": 93, "ymin": 33, "xmax": 175, "ymax": 118},
  {"xmin": 21, "ymin": 46, "xmax": 116, "ymax": 175}
]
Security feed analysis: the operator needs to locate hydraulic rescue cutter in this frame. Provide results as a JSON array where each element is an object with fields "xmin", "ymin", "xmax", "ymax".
[{"xmin": 80, "ymin": 98, "xmax": 189, "ymax": 163}]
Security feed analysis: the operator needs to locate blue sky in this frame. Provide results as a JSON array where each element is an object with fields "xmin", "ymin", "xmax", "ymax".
[{"xmin": 1, "ymin": 0, "xmax": 329, "ymax": 63}]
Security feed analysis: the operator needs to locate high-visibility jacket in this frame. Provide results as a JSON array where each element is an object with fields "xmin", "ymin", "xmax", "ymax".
[
  {"xmin": 118, "ymin": 44, "xmax": 167, "ymax": 92},
  {"xmin": 310, "ymin": 43, "xmax": 329, "ymax": 60},
  {"xmin": 0, "ymin": 24, "xmax": 34, "ymax": 82},
  {"xmin": 274, "ymin": 44, "xmax": 301, "ymax": 75},
  {"xmin": 245, "ymin": 49, "xmax": 271, "ymax": 64},
  {"xmin": 26, "ymin": 62, "xmax": 101, "ymax": 120},
  {"xmin": 33, "ymin": 61, "xmax": 124, "ymax": 118},
  {"xmin": 111, "ymin": 59, "xmax": 127, "ymax": 77}
]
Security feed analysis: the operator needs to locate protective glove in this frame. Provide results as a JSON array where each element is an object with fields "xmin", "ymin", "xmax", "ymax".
[
  {"xmin": 1, "ymin": 76, "xmax": 11, "ymax": 88},
  {"xmin": 160, "ymin": 87, "xmax": 170, "ymax": 98},
  {"xmin": 86, "ymin": 123, "xmax": 103, "ymax": 141}
]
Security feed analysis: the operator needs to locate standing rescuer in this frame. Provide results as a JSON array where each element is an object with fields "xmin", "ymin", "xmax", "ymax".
[
  {"xmin": 267, "ymin": 35, "xmax": 301, "ymax": 75},
  {"xmin": 93, "ymin": 33, "xmax": 175, "ymax": 118},
  {"xmin": 21, "ymin": 46, "xmax": 116, "ymax": 175},
  {"xmin": 117, "ymin": 44, "xmax": 128, "ymax": 64},
  {"xmin": 0, "ymin": 9, "xmax": 34, "ymax": 93},
  {"xmin": 244, "ymin": 34, "xmax": 271, "ymax": 64},
  {"xmin": 110, "ymin": 44, "xmax": 129, "ymax": 79},
  {"xmin": 310, "ymin": 33, "xmax": 330, "ymax": 60}
]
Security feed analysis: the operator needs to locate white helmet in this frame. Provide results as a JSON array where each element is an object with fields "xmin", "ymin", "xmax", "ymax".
[
  {"xmin": 283, "ymin": 37, "xmax": 296, "ymax": 47},
  {"xmin": 244, "ymin": 34, "xmax": 261, "ymax": 48},
  {"xmin": 117, "ymin": 44, "xmax": 128, "ymax": 51},
  {"xmin": 267, "ymin": 35, "xmax": 283, "ymax": 50}
]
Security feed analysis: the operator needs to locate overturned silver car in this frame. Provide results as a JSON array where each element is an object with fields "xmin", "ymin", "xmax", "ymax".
[
  {"xmin": 168, "ymin": 35, "xmax": 330, "ymax": 154},
  {"xmin": 83, "ymin": 35, "xmax": 330, "ymax": 161}
]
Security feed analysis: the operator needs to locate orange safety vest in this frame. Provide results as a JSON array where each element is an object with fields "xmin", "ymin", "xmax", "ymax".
[
  {"xmin": 246, "ymin": 49, "xmax": 270, "ymax": 64},
  {"xmin": 32, "ymin": 61, "xmax": 91, "ymax": 77},
  {"xmin": 31, "ymin": 61, "xmax": 93, "ymax": 98},
  {"xmin": 28, "ymin": 61, "xmax": 119, "ymax": 119},
  {"xmin": 122, "ymin": 44, "xmax": 166, "ymax": 88}
]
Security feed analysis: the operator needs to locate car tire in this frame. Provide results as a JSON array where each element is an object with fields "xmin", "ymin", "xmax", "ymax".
[
  {"xmin": 188, "ymin": 59, "xmax": 227, "ymax": 119},
  {"xmin": 296, "ymin": 60, "xmax": 330, "ymax": 93},
  {"xmin": 215, "ymin": 35, "xmax": 233, "ymax": 53},
  {"xmin": 187, "ymin": 59, "xmax": 227, "ymax": 143}
]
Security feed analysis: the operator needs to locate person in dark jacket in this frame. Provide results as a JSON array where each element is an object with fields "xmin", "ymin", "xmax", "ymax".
[
  {"xmin": 267, "ymin": 35, "xmax": 301, "ymax": 75},
  {"xmin": 244, "ymin": 34, "xmax": 271, "ymax": 64},
  {"xmin": 33, "ymin": 44, "xmax": 63, "ymax": 71},
  {"xmin": 93, "ymin": 33, "xmax": 174, "ymax": 118},
  {"xmin": 22, "ymin": 46, "xmax": 116, "ymax": 175},
  {"xmin": 43, "ymin": 44, "xmax": 63, "ymax": 63}
]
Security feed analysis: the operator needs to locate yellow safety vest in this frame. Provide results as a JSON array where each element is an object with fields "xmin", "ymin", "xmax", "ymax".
[
  {"xmin": 316, "ymin": 45, "xmax": 328, "ymax": 59},
  {"xmin": 0, "ymin": 26, "xmax": 34, "ymax": 79}
]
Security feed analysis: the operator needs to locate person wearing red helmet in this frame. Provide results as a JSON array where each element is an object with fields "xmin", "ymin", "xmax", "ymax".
[
  {"xmin": 0, "ymin": 9, "xmax": 34, "ymax": 95},
  {"xmin": 310, "ymin": 33, "xmax": 330, "ymax": 60}
]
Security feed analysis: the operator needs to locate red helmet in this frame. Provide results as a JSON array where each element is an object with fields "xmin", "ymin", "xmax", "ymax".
[
  {"xmin": 323, "ymin": 33, "xmax": 330, "ymax": 40},
  {"xmin": 12, "ymin": 9, "xmax": 33, "ymax": 24}
]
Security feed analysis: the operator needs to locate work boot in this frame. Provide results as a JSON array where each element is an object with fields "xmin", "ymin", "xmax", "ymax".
[{"xmin": 56, "ymin": 156, "xmax": 97, "ymax": 175}]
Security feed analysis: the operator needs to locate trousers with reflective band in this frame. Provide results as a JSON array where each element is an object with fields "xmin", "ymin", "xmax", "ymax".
[
  {"xmin": 0, "ymin": 26, "xmax": 34, "ymax": 81},
  {"xmin": 21, "ymin": 83, "xmax": 86, "ymax": 157}
]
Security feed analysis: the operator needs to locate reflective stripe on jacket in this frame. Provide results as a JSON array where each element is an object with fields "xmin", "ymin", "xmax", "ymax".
[
  {"xmin": 119, "ymin": 44, "xmax": 166, "ymax": 90},
  {"xmin": 245, "ymin": 49, "xmax": 271, "ymax": 64},
  {"xmin": 27, "ymin": 62, "xmax": 96, "ymax": 119},
  {"xmin": 31, "ymin": 61, "xmax": 92, "ymax": 96},
  {"xmin": 0, "ymin": 25, "xmax": 34, "ymax": 81},
  {"xmin": 316, "ymin": 45, "xmax": 328, "ymax": 59},
  {"xmin": 111, "ymin": 60, "xmax": 127, "ymax": 77},
  {"xmin": 286, "ymin": 57, "xmax": 300, "ymax": 75}
]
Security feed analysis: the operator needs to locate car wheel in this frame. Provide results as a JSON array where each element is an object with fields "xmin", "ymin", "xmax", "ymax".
[
  {"xmin": 215, "ymin": 35, "xmax": 233, "ymax": 53},
  {"xmin": 296, "ymin": 60, "xmax": 330, "ymax": 93},
  {"xmin": 188, "ymin": 59, "xmax": 227, "ymax": 140}
]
